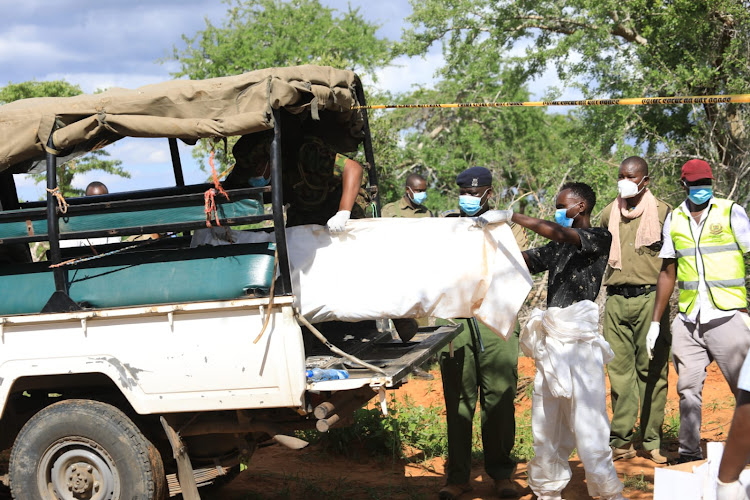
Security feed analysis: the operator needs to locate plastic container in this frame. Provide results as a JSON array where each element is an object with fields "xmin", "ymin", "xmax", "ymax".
[{"xmin": 305, "ymin": 368, "xmax": 349, "ymax": 382}]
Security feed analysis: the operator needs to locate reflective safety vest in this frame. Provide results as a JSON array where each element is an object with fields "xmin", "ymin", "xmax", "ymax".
[{"xmin": 670, "ymin": 198, "xmax": 747, "ymax": 314}]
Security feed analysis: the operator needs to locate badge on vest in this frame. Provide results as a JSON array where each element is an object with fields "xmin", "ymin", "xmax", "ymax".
[{"xmin": 709, "ymin": 223, "xmax": 723, "ymax": 235}]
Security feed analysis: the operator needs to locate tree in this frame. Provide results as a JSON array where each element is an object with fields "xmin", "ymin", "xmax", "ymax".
[
  {"xmin": 171, "ymin": 0, "xmax": 393, "ymax": 81},
  {"xmin": 0, "ymin": 81, "xmax": 82, "ymax": 103},
  {"xmin": 168, "ymin": 0, "xmax": 395, "ymax": 175},
  {"xmin": 28, "ymin": 151, "xmax": 130, "ymax": 198},
  {"xmin": 400, "ymin": 0, "xmax": 750, "ymax": 206},
  {"xmin": 0, "ymin": 80, "xmax": 129, "ymax": 198},
  {"xmin": 381, "ymin": 61, "xmax": 591, "ymax": 223}
]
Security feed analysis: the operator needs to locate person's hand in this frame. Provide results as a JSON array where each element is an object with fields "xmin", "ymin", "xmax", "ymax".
[
  {"xmin": 716, "ymin": 478, "xmax": 750, "ymax": 500},
  {"xmin": 646, "ymin": 321, "xmax": 661, "ymax": 360},
  {"xmin": 326, "ymin": 210, "xmax": 351, "ymax": 233},
  {"xmin": 474, "ymin": 209, "xmax": 513, "ymax": 228}
]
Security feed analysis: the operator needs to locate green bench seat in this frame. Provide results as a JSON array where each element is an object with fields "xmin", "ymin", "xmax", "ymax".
[
  {"xmin": 0, "ymin": 243, "xmax": 275, "ymax": 316},
  {"xmin": 0, "ymin": 197, "xmax": 264, "ymax": 239}
]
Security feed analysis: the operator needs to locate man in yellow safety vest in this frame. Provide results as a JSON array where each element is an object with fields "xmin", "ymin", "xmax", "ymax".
[{"xmin": 650, "ymin": 159, "xmax": 750, "ymax": 464}]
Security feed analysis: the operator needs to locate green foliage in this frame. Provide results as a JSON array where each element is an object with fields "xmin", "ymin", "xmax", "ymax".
[
  {"xmin": 29, "ymin": 151, "xmax": 129, "ymax": 198},
  {"xmin": 299, "ymin": 404, "xmax": 401, "ymax": 459},
  {"xmin": 394, "ymin": 395, "xmax": 448, "ymax": 460},
  {"xmin": 663, "ymin": 411, "xmax": 680, "ymax": 440},
  {"xmin": 374, "ymin": 58, "xmax": 592, "ymax": 217},
  {"xmin": 513, "ymin": 409, "xmax": 535, "ymax": 462},
  {"xmin": 0, "ymin": 80, "xmax": 82, "ymax": 103},
  {"xmin": 0, "ymin": 80, "xmax": 129, "ymax": 197},
  {"xmin": 300, "ymin": 393, "xmax": 539, "ymax": 466},
  {"xmin": 170, "ymin": 0, "xmax": 393, "ymax": 81},
  {"xmin": 622, "ymin": 472, "xmax": 652, "ymax": 492},
  {"xmin": 168, "ymin": 0, "xmax": 395, "ymax": 174},
  {"xmin": 399, "ymin": 0, "xmax": 750, "ymax": 207}
]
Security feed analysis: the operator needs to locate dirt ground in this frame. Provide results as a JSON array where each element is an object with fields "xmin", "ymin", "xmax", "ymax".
[
  {"xmin": 213, "ymin": 357, "xmax": 736, "ymax": 500},
  {"xmin": 0, "ymin": 358, "xmax": 735, "ymax": 500}
]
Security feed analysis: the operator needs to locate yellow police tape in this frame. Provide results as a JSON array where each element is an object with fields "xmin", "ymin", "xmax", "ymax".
[{"xmin": 352, "ymin": 94, "xmax": 750, "ymax": 110}]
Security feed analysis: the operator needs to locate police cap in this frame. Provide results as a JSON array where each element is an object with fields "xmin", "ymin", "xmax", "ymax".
[{"xmin": 456, "ymin": 166, "xmax": 492, "ymax": 188}]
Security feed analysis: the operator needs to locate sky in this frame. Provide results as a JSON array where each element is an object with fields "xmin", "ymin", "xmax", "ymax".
[{"xmin": 0, "ymin": 0, "xmax": 580, "ymax": 201}]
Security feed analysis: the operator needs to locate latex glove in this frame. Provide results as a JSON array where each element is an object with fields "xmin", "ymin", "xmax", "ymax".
[
  {"xmin": 326, "ymin": 210, "xmax": 351, "ymax": 233},
  {"xmin": 474, "ymin": 209, "xmax": 514, "ymax": 228},
  {"xmin": 716, "ymin": 478, "xmax": 749, "ymax": 500},
  {"xmin": 646, "ymin": 321, "xmax": 661, "ymax": 360}
]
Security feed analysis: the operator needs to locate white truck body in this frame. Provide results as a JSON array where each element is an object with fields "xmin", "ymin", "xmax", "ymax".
[{"xmin": 0, "ymin": 297, "xmax": 306, "ymax": 416}]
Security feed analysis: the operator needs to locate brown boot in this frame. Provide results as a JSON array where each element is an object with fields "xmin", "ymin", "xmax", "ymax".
[
  {"xmin": 641, "ymin": 448, "xmax": 669, "ymax": 464},
  {"xmin": 610, "ymin": 443, "xmax": 636, "ymax": 461}
]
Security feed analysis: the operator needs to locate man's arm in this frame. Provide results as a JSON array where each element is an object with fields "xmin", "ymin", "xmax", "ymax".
[
  {"xmin": 339, "ymin": 158, "xmax": 363, "ymax": 212},
  {"xmin": 511, "ymin": 212, "xmax": 582, "ymax": 248},
  {"xmin": 651, "ymin": 258, "xmax": 676, "ymax": 322},
  {"xmin": 718, "ymin": 390, "xmax": 750, "ymax": 485},
  {"xmin": 327, "ymin": 158, "xmax": 364, "ymax": 232}
]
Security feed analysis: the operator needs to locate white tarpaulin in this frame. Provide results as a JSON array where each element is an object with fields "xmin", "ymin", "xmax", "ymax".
[{"xmin": 285, "ymin": 217, "xmax": 533, "ymax": 339}]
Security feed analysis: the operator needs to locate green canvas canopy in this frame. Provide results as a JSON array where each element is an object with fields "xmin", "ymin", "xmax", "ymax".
[{"xmin": 0, "ymin": 65, "xmax": 365, "ymax": 174}]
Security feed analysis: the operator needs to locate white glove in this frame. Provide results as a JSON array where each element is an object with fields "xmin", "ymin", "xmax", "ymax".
[
  {"xmin": 717, "ymin": 478, "xmax": 750, "ymax": 500},
  {"xmin": 646, "ymin": 321, "xmax": 661, "ymax": 360},
  {"xmin": 326, "ymin": 210, "xmax": 351, "ymax": 233},
  {"xmin": 474, "ymin": 209, "xmax": 514, "ymax": 228}
]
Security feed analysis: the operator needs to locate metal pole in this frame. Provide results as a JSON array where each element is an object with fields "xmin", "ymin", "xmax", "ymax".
[
  {"xmin": 168, "ymin": 138, "xmax": 185, "ymax": 187},
  {"xmin": 354, "ymin": 79, "xmax": 381, "ymax": 215},
  {"xmin": 270, "ymin": 109, "xmax": 292, "ymax": 294},
  {"xmin": 45, "ymin": 137, "xmax": 66, "ymax": 292}
]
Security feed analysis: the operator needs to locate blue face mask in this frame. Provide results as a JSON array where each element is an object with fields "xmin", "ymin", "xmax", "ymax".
[
  {"xmin": 249, "ymin": 176, "xmax": 270, "ymax": 187},
  {"xmin": 554, "ymin": 207, "xmax": 575, "ymax": 227},
  {"xmin": 687, "ymin": 185, "xmax": 712, "ymax": 205},
  {"xmin": 459, "ymin": 194, "xmax": 483, "ymax": 215},
  {"xmin": 409, "ymin": 188, "xmax": 427, "ymax": 205}
]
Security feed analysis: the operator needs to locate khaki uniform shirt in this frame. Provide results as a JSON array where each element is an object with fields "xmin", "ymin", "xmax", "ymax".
[
  {"xmin": 381, "ymin": 197, "xmax": 433, "ymax": 218},
  {"xmin": 600, "ymin": 197, "xmax": 671, "ymax": 286}
]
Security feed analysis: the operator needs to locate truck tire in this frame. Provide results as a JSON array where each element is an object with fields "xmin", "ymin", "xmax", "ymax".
[{"xmin": 9, "ymin": 399, "xmax": 166, "ymax": 500}]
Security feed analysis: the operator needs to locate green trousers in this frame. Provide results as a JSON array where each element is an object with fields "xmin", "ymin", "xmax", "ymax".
[
  {"xmin": 439, "ymin": 320, "xmax": 519, "ymax": 484},
  {"xmin": 603, "ymin": 292, "xmax": 671, "ymax": 450}
]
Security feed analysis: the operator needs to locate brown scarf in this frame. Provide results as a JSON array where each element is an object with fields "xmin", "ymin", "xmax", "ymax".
[{"xmin": 607, "ymin": 188, "xmax": 661, "ymax": 270}]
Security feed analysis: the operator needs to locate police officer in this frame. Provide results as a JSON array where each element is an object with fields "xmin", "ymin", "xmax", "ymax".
[
  {"xmin": 650, "ymin": 159, "xmax": 750, "ymax": 463},
  {"xmin": 601, "ymin": 156, "xmax": 672, "ymax": 464},
  {"xmin": 381, "ymin": 173, "xmax": 433, "ymax": 218},
  {"xmin": 438, "ymin": 166, "xmax": 525, "ymax": 500}
]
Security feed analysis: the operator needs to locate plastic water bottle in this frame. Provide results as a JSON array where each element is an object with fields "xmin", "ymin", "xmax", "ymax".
[{"xmin": 305, "ymin": 368, "xmax": 349, "ymax": 381}]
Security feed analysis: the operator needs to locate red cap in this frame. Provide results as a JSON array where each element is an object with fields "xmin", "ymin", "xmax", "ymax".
[{"xmin": 681, "ymin": 159, "xmax": 713, "ymax": 182}]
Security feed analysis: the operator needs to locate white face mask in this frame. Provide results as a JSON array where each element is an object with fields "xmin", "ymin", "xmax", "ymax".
[{"xmin": 617, "ymin": 178, "xmax": 646, "ymax": 199}]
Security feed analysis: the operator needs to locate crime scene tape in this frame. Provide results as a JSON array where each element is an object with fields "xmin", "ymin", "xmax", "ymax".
[{"xmin": 351, "ymin": 94, "xmax": 750, "ymax": 110}]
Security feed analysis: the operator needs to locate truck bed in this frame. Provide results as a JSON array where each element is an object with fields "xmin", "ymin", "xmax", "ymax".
[{"xmin": 302, "ymin": 321, "xmax": 463, "ymax": 391}]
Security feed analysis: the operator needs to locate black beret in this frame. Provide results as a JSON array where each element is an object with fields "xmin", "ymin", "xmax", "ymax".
[{"xmin": 456, "ymin": 166, "xmax": 492, "ymax": 187}]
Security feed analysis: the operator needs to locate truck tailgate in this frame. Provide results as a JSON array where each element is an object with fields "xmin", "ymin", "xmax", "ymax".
[{"xmin": 303, "ymin": 322, "xmax": 463, "ymax": 391}]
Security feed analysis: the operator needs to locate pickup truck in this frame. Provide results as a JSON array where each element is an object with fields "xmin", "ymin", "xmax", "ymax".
[{"xmin": 0, "ymin": 65, "xmax": 461, "ymax": 499}]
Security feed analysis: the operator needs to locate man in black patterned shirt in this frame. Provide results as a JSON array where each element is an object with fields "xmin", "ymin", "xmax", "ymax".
[{"xmin": 477, "ymin": 182, "xmax": 624, "ymax": 500}]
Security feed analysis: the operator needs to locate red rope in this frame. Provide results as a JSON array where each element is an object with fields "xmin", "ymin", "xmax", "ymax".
[{"xmin": 204, "ymin": 150, "xmax": 230, "ymax": 227}]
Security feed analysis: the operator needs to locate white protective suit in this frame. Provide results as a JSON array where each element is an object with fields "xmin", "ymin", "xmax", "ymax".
[{"xmin": 521, "ymin": 300, "xmax": 625, "ymax": 499}]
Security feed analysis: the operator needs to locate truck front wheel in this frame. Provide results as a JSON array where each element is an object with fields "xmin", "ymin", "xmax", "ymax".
[{"xmin": 9, "ymin": 399, "xmax": 166, "ymax": 500}]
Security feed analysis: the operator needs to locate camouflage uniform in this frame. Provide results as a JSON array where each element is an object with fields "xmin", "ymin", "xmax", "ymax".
[{"xmin": 284, "ymin": 137, "xmax": 372, "ymax": 227}]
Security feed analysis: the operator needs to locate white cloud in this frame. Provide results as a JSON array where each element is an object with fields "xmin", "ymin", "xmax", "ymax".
[
  {"xmin": 0, "ymin": 26, "xmax": 85, "ymax": 66},
  {"xmin": 369, "ymin": 51, "xmax": 445, "ymax": 95},
  {"xmin": 40, "ymin": 72, "xmax": 174, "ymax": 94}
]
